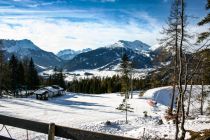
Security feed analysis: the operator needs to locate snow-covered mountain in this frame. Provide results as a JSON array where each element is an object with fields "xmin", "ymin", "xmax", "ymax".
[
  {"xmin": 0, "ymin": 39, "xmax": 63, "ymax": 70},
  {"xmin": 106, "ymin": 40, "xmax": 151, "ymax": 56},
  {"xmin": 0, "ymin": 39, "xmax": 171, "ymax": 72},
  {"xmin": 57, "ymin": 48, "xmax": 92, "ymax": 60},
  {"xmin": 2, "ymin": 39, "xmax": 41, "ymax": 55},
  {"xmin": 64, "ymin": 40, "xmax": 154, "ymax": 71}
]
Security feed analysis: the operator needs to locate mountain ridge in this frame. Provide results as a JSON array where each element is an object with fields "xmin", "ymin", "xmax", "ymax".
[
  {"xmin": 63, "ymin": 40, "xmax": 154, "ymax": 71},
  {"xmin": 0, "ymin": 39, "xmax": 63, "ymax": 71},
  {"xmin": 57, "ymin": 48, "xmax": 92, "ymax": 60},
  {"xmin": 0, "ymin": 39, "xmax": 167, "ymax": 72}
]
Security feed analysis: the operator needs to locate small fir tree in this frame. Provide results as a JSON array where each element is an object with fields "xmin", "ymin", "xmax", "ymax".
[
  {"xmin": 116, "ymin": 98, "xmax": 133, "ymax": 124},
  {"xmin": 117, "ymin": 54, "xmax": 133, "ymax": 124}
]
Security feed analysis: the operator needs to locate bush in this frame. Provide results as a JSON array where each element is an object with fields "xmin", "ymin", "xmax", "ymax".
[{"xmin": 105, "ymin": 120, "xmax": 111, "ymax": 126}]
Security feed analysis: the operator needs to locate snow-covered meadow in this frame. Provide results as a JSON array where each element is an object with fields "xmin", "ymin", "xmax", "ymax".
[{"xmin": 0, "ymin": 86, "xmax": 209, "ymax": 139}]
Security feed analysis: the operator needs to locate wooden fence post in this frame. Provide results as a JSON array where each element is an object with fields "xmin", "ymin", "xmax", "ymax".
[{"xmin": 48, "ymin": 123, "xmax": 55, "ymax": 140}]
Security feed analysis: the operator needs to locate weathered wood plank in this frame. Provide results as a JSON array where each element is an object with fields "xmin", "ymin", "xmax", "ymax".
[
  {"xmin": 55, "ymin": 125, "xmax": 137, "ymax": 140},
  {"xmin": 48, "ymin": 123, "xmax": 55, "ymax": 140},
  {"xmin": 0, "ymin": 114, "xmax": 48, "ymax": 134},
  {"xmin": 0, "ymin": 135, "xmax": 15, "ymax": 140}
]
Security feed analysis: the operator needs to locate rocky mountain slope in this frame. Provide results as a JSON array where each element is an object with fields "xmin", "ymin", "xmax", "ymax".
[
  {"xmin": 57, "ymin": 48, "xmax": 92, "ymax": 60},
  {"xmin": 0, "ymin": 39, "xmax": 62, "ymax": 70},
  {"xmin": 64, "ymin": 40, "xmax": 155, "ymax": 71}
]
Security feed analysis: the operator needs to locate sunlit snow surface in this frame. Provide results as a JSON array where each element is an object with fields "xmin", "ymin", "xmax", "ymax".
[{"xmin": 0, "ymin": 86, "xmax": 209, "ymax": 139}]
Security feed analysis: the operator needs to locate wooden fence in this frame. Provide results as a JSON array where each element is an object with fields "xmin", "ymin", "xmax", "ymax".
[{"xmin": 0, "ymin": 114, "xmax": 138, "ymax": 140}]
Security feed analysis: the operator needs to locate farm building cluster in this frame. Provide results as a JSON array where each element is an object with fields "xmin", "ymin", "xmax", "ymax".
[{"xmin": 34, "ymin": 85, "xmax": 65, "ymax": 100}]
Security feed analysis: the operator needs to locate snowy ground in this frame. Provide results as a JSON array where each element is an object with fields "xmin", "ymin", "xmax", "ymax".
[{"xmin": 0, "ymin": 86, "xmax": 210, "ymax": 139}]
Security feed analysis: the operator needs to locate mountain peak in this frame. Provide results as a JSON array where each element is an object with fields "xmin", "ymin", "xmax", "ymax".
[
  {"xmin": 107, "ymin": 40, "xmax": 151, "ymax": 52},
  {"xmin": 1, "ymin": 39, "xmax": 62, "ymax": 69},
  {"xmin": 57, "ymin": 48, "xmax": 92, "ymax": 60},
  {"xmin": 1, "ymin": 39, "xmax": 41, "ymax": 53}
]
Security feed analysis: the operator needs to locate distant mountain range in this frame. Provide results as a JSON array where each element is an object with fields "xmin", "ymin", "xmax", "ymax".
[
  {"xmin": 0, "ymin": 39, "xmax": 168, "ymax": 72},
  {"xmin": 57, "ymin": 48, "xmax": 92, "ymax": 60},
  {"xmin": 63, "ymin": 40, "xmax": 155, "ymax": 71}
]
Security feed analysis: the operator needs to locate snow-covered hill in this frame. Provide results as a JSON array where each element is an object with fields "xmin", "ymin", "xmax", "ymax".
[
  {"xmin": 0, "ymin": 39, "xmax": 172, "ymax": 72},
  {"xmin": 57, "ymin": 48, "xmax": 92, "ymax": 60}
]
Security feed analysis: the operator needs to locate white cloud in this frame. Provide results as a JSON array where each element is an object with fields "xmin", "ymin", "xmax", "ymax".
[
  {"xmin": 0, "ymin": 13, "xmax": 163, "ymax": 53},
  {"xmin": 100, "ymin": 0, "xmax": 116, "ymax": 2},
  {"xmin": 0, "ymin": 0, "xmax": 205, "ymax": 54}
]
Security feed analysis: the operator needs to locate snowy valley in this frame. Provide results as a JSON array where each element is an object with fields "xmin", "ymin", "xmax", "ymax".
[
  {"xmin": 0, "ymin": 38, "xmax": 210, "ymax": 140},
  {"xmin": 0, "ymin": 0, "xmax": 210, "ymax": 139}
]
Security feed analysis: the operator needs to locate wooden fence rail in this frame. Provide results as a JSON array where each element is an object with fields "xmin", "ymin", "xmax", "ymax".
[{"xmin": 0, "ymin": 114, "xmax": 138, "ymax": 140}]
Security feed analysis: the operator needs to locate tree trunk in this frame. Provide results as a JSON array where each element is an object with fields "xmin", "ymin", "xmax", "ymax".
[
  {"xmin": 180, "ymin": 91, "xmax": 186, "ymax": 140},
  {"xmin": 179, "ymin": 0, "xmax": 186, "ymax": 139},
  {"xmin": 169, "ymin": 1, "xmax": 180, "ymax": 115},
  {"xmin": 0, "ymin": 51, "xmax": 3, "ymax": 97},
  {"xmin": 130, "ymin": 73, "xmax": 133, "ymax": 99},
  {"xmin": 125, "ymin": 100, "xmax": 128, "ymax": 124},
  {"xmin": 175, "ymin": 93, "xmax": 181, "ymax": 140},
  {"xmin": 170, "ymin": 52, "xmax": 178, "ymax": 115},
  {"xmin": 186, "ymin": 79, "xmax": 193, "ymax": 117},
  {"xmin": 170, "ymin": 83, "xmax": 176, "ymax": 115},
  {"xmin": 0, "ymin": 66, "xmax": 2, "ymax": 97},
  {"xmin": 200, "ymin": 80, "xmax": 204, "ymax": 115}
]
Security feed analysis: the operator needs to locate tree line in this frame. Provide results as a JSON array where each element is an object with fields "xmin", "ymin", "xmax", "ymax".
[
  {"xmin": 0, "ymin": 54, "xmax": 39, "ymax": 96},
  {"xmin": 66, "ymin": 75, "xmax": 151, "ymax": 94},
  {"xmin": 44, "ymin": 67, "xmax": 66, "ymax": 89},
  {"xmin": 0, "ymin": 52, "xmax": 67, "ymax": 97}
]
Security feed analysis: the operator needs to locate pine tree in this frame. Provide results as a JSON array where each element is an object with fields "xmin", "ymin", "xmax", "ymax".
[
  {"xmin": 159, "ymin": 0, "xmax": 182, "ymax": 115},
  {"xmin": 58, "ymin": 69, "xmax": 66, "ymax": 89},
  {"xmin": 9, "ymin": 55, "xmax": 18, "ymax": 95},
  {"xmin": 117, "ymin": 53, "xmax": 133, "ymax": 124},
  {"xmin": 51, "ymin": 66, "xmax": 59, "ymax": 85},
  {"xmin": 116, "ymin": 98, "xmax": 133, "ymax": 124},
  {"xmin": 27, "ymin": 58, "xmax": 39, "ymax": 89},
  {"xmin": 48, "ymin": 75, "xmax": 53, "ymax": 86},
  {"xmin": 17, "ymin": 61, "xmax": 25, "ymax": 86},
  {"xmin": 120, "ymin": 53, "xmax": 131, "ymax": 99}
]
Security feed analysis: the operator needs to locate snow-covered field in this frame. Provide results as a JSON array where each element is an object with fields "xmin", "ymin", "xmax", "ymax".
[{"xmin": 0, "ymin": 86, "xmax": 209, "ymax": 139}]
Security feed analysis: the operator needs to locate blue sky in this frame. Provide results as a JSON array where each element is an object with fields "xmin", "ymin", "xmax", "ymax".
[{"xmin": 0, "ymin": 0, "xmax": 207, "ymax": 52}]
